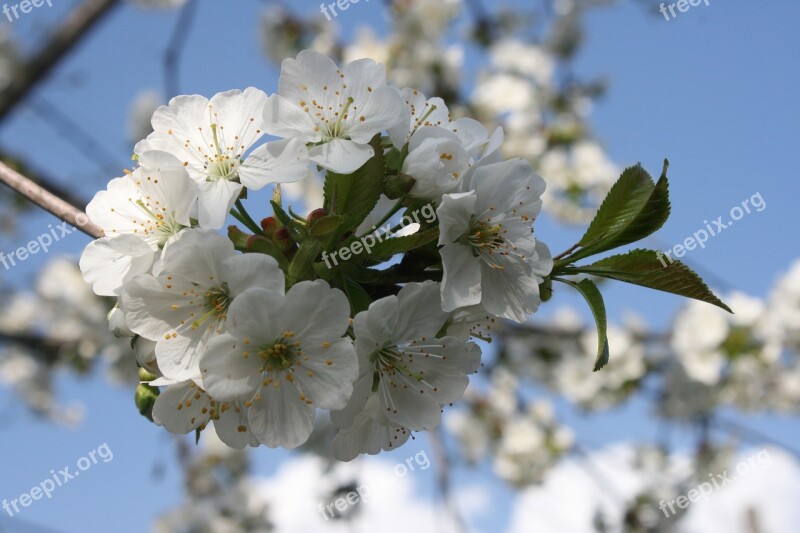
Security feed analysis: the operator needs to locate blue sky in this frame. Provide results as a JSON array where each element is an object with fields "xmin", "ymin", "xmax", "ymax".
[{"xmin": 0, "ymin": 1, "xmax": 799, "ymax": 531}]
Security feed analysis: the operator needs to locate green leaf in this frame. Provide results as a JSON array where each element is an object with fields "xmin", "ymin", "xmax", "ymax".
[
  {"xmin": 565, "ymin": 248, "xmax": 732, "ymax": 313},
  {"xmin": 340, "ymin": 275, "xmax": 373, "ymax": 314},
  {"xmin": 323, "ymin": 135, "xmax": 385, "ymax": 239},
  {"xmin": 359, "ymin": 228, "xmax": 439, "ymax": 264},
  {"xmin": 556, "ymin": 277, "xmax": 610, "ymax": 371},
  {"xmin": 565, "ymin": 161, "xmax": 671, "ymax": 264},
  {"xmin": 308, "ymin": 214, "xmax": 344, "ymax": 239},
  {"xmin": 288, "ymin": 239, "xmax": 322, "ymax": 283}
]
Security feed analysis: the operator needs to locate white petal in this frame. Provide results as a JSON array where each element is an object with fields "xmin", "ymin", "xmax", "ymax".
[
  {"xmin": 213, "ymin": 402, "xmax": 260, "ymax": 449},
  {"xmin": 440, "ymin": 244, "xmax": 483, "ymax": 312},
  {"xmin": 278, "ymin": 51, "xmax": 341, "ymax": 110},
  {"xmin": 200, "ymin": 333, "xmax": 261, "ymax": 401},
  {"xmin": 393, "ymin": 281, "xmax": 449, "ymax": 341},
  {"xmin": 152, "ymin": 381, "xmax": 211, "ymax": 434},
  {"xmin": 330, "ymin": 370, "xmax": 373, "ymax": 429},
  {"xmin": 223, "ymin": 253, "xmax": 284, "ymax": 297},
  {"xmin": 79, "ymin": 235, "xmax": 157, "ymax": 296},
  {"xmin": 294, "ymin": 338, "xmax": 357, "ymax": 410},
  {"xmin": 239, "ymin": 138, "xmax": 309, "ymax": 189},
  {"xmin": 436, "ymin": 191, "xmax": 477, "ymax": 244},
  {"xmin": 346, "ymin": 86, "xmax": 405, "ymax": 143},
  {"xmin": 196, "ymin": 180, "xmax": 243, "ymax": 230},
  {"xmin": 379, "ymin": 375, "xmax": 442, "ymax": 431},
  {"xmin": 481, "ymin": 259, "xmax": 541, "ymax": 322},
  {"xmin": 248, "ymin": 378, "xmax": 315, "ymax": 448},
  {"xmin": 332, "ymin": 395, "xmax": 411, "ymax": 461},
  {"xmin": 353, "ymin": 296, "xmax": 398, "ymax": 353},
  {"xmin": 262, "ymin": 94, "xmax": 320, "ymax": 141},
  {"xmin": 308, "ymin": 139, "xmax": 374, "ymax": 174},
  {"xmin": 282, "ymin": 281, "xmax": 351, "ymax": 342},
  {"xmin": 226, "ymin": 287, "xmax": 285, "ymax": 342},
  {"xmin": 209, "ymin": 87, "xmax": 269, "ymax": 150},
  {"xmin": 162, "ymin": 230, "xmax": 232, "ymax": 286}
]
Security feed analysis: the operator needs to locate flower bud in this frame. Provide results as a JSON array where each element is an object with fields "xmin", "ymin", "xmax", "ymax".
[
  {"xmin": 135, "ymin": 383, "xmax": 159, "ymax": 421},
  {"xmin": 261, "ymin": 216, "xmax": 279, "ymax": 236},
  {"xmin": 228, "ymin": 225, "xmax": 252, "ymax": 249},
  {"xmin": 306, "ymin": 208, "xmax": 328, "ymax": 226}
]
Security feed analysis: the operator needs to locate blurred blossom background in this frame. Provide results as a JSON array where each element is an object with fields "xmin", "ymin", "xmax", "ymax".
[{"xmin": 1, "ymin": 0, "xmax": 799, "ymax": 531}]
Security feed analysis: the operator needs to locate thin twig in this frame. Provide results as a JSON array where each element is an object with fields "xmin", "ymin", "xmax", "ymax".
[
  {"xmin": 28, "ymin": 96, "xmax": 122, "ymax": 174},
  {"xmin": 0, "ymin": 0, "xmax": 122, "ymax": 122},
  {"xmin": 164, "ymin": 0, "xmax": 199, "ymax": 99},
  {"xmin": 0, "ymin": 160, "xmax": 103, "ymax": 238},
  {"xmin": 429, "ymin": 428, "xmax": 470, "ymax": 533}
]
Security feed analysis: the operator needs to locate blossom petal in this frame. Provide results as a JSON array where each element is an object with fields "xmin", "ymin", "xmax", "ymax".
[
  {"xmin": 393, "ymin": 281, "xmax": 449, "ymax": 342},
  {"xmin": 213, "ymin": 402, "xmax": 260, "ymax": 449},
  {"xmin": 79, "ymin": 235, "xmax": 156, "ymax": 296},
  {"xmin": 196, "ymin": 180, "xmax": 243, "ymax": 230},
  {"xmin": 201, "ymin": 333, "xmax": 262, "ymax": 401},
  {"xmin": 281, "ymin": 280, "xmax": 351, "ymax": 342},
  {"xmin": 223, "ymin": 253, "xmax": 284, "ymax": 298},
  {"xmin": 239, "ymin": 138, "xmax": 309, "ymax": 189},
  {"xmin": 308, "ymin": 139, "xmax": 374, "ymax": 174},
  {"xmin": 248, "ymin": 379, "xmax": 315, "ymax": 448},
  {"xmin": 294, "ymin": 338, "xmax": 357, "ymax": 410},
  {"xmin": 152, "ymin": 381, "xmax": 211, "ymax": 434},
  {"xmin": 440, "ymin": 244, "xmax": 482, "ymax": 312},
  {"xmin": 262, "ymin": 94, "xmax": 320, "ymax": 141}
]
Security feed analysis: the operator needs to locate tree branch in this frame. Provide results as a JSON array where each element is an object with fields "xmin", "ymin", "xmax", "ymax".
[
  {"xmin": 0, "ymin": 0, "xmax": 122, "ymax": 123},
  {"xmin": 0, "ymin": 160, "xmax": 103, "ymax": 238},
  {"xmin": 164, "ymin": 0, "xmax": 199, "ymax": 99}
]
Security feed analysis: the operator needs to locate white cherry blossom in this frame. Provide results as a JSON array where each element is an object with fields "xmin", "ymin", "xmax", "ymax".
[
  {"xmin": 200, "ymin": 282, "xmax": 357, "ymax": 449},
  {"xmin": 120, "ymin": 229, "xmax": 285, "ymax": 382},
  {"xmin": 436, "ymin": 158, "xmax": 552, "ymax": 321},
  {"xmin": 80, "ymin": 151, "xmax": 197, "ymax": 296},
  {"xmin": 263, "ymin": 51, "xmax": 404, "ymax": 173},
  {"xmin": 136, "ymin": 88, "xmax": 309, "ymax": 229},
  {"xmin": 331, "ymin": 282, "xmax": 481, "ymax": 460}
]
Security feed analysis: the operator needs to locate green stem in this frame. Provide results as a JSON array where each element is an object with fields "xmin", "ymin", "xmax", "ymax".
[{"xmin": 233, "ymin": 198, "xmax": 262, "ymax": 235}]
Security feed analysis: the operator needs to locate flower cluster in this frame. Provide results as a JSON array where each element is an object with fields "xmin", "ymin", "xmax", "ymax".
[{"xmin": 79, "ymin": 51, "xmax": 552, "ymax": 459}]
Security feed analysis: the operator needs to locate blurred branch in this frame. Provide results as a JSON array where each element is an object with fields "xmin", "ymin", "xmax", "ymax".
[
  {"xmin": 0, "ymin": 149, "xmax": 92, "ymax": 211},
  {"xmin": 429, "ymin": 428, "xmax": 469, "ymax": 533},
  {"xmin": 164, "ymin": 0, "xmax": 199, "ymax": 99},
  {"xmin": 0, "ymin": 0, "xmax": 122, "ymax": 123},
  {"xmin": 27, "ymin": 96, "xmax": 122, "ymax": 174},
  {"xmin": 0, "ymin": 160, "xmax": 103, "ymax": 238},
  {"xmin": 0, "ymin": 331, "xmax": 68, "ymax": 365}
]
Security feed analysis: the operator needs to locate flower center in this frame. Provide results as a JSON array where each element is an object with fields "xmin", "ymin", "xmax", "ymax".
[
  {"xmin": 319, "ymin": 96, "xmax": 355, "ymax": 141},
  {"xmin": 258, "ymin": 331, "xmax": 302, "ymax": 373},
  {"xmin": 191, "ymin": 283, "xmax": 230, "ymax": 330},
  {"xmin": 132, "ymin": 199, "xmax": 184, "ymax": 247},
  {"xmin": 457, "ymin": 216, "xmax": 529, "ymax": 270}
]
